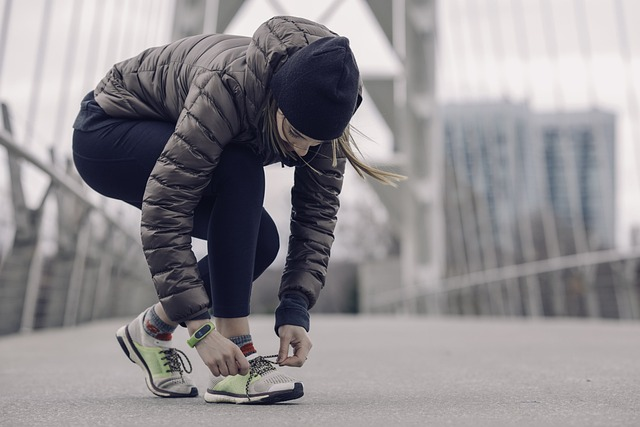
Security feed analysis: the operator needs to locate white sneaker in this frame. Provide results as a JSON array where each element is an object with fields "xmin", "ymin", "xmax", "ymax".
[
  {"xmin": 115, "ymin": 309, "xmax": 198, "ymax": 397},
  {"xmin": 204, "ymin": 354, "xmax": 303, "ymax": 404}
]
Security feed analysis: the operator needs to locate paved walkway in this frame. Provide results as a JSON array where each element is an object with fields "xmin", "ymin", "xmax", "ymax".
[{"xmin": 1, "ymin": 315, "xmax": 639, "ymax": 426}]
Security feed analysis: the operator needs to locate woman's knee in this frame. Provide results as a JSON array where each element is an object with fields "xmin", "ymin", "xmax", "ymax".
[
  {"xmin": 254, "ymin": 210, "xmax": 280, "ymax": 278},
  {"xmin": 260, "ymin": 227, "xmax": 280, "ymax": 266}
]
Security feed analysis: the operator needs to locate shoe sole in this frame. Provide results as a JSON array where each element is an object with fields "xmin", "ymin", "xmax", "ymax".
[
  {"xmin": 115, "ymin": 325, "xmax": 198, "ymax": 398},
  {"xmin": 204, "ymin": 382, "xmax": 304, "ymax": 404}
]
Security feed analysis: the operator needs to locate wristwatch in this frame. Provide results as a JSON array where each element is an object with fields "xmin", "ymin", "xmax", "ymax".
[{"xmin": 187, "ymin": 321, "xmax": 216, "ymax": 348}]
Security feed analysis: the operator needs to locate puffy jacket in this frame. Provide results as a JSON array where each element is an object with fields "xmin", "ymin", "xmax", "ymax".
[{"xmin": 94, "ymin": 16, "xmax": 359, "ymax": 323}]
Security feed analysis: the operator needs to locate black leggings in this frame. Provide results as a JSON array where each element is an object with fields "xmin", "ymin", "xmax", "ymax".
[{"xmin": 72, "ymin": 117, "xmax": 279, "ymax": 318}]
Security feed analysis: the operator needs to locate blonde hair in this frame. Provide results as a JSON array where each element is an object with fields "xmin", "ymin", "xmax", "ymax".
[{"xmin": 262, "ymin": 98, "xmax": 406, "ymax": 186}]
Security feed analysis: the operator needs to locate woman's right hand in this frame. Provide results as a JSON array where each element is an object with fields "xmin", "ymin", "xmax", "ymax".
[{"xmin": 186, "ymin": 320, "xmax": 250, "ymax": 376}]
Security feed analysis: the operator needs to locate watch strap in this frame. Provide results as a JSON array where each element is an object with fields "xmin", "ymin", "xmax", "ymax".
[{"xmin": 187, "ymin": 321, "xmax": 215, "ymax": 348}]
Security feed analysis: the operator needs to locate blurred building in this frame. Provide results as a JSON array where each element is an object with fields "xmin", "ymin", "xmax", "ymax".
[
  {"xmin": 534, "ymin": 111, "xmax": 616, "ymax": 253},
  {"xmin": 443, "ymin": 103, "xmax": 532, "ymax": 276},
  {"xmin": 442, "ymin": 103, "xmax": 616, "ymax": 277}
]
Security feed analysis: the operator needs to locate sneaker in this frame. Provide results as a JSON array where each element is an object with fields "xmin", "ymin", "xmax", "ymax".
[
  {"xmin": 204, "ymin": 354, "xmax": 304, "ymax": 404},
  {"xmin": 115, "ymin": 309, "xmax": 198, "ymax": 398}
]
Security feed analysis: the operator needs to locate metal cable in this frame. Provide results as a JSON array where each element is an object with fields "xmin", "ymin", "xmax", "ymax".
[
  {"xmin": 538, "ymin": 0, "xmax": 564, "ymax": 108},
  {"xmin": 450, "ymin": 0, "xmax": 478, "ymax": 98},
  {"xmin": 0, "ymin": 0, "xmax": 13, "ymax": 96},
  {"xmin": 266, "ymin": 0, "xmax": 286, "ymax": 16},
  {"xmin": 613, "ymin": 0, "xmax": 640, "ymax": 207},
  {"xmin": 115, "ymin": 0, "xmax": 131, "ymax": 61},
  {"xmin": 511, "ymin": 0, "xmax": 561, "ymax": 259},
  {"xmin": 574, "ymin": 0, "xmax": 616, "ymax": 252},
  {"xmin": 510, "ymin": 0, "xmax": 533, "ymax": 101},
  {"xmin": 51, "ymin": 0, "xmax": 84, "ymax": 149},
  {"xmin": 467, "ymin": 0, "xmax": 496, "ymax": 96},
  {"xmin": 573, "ymin": 0, "xmax": 597, "ymax": 106},
  {"xmin": 23, "ymin": 0, "xmax": 53, "ymax": 148},
  {"xmin": 101, "ymin": 1, "xmax": 123, "ymax": 69},
  {"xmin": 80, "ymin": 0, "xmax": 106, "ymax": 92},
  {"xmin": 485, "ymin": 0, "xmax": 537, "ymax": 270},
  {"xmin": 436, "ymin": 0, "xmax": 461, "ymax": 100},
  {"xmin": 479, "ymin": 0, "xmax": 523, "ymax": 270},
  {"xmin": 127, "ymin": 0, "xmax": 143, "ymax": 58},
  {"xmin": 317, "ymin": 0, "xmax": 346, "ymax": 23},
  {"xmin": 141, "ymin": 0, "xmax": 157, "ymax": 47},
  {"xmin": 483, "ymin": 0, "xmax": 507, "ymax": 96}
]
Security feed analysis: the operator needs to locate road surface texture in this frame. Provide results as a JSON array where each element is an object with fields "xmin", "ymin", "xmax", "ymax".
[{"xmin": 1, "ymin": 315, "xmax": 639, "ymax": 426}]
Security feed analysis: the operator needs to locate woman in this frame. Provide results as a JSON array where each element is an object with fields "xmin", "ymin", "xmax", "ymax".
[{"xmin": 72, "ymin": 16, "xmax": 402, "ymax": 404}]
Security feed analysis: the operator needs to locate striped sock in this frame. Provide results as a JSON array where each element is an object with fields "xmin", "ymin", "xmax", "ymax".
[
  {"xmin": 230, "ymin": 334, "xmax": 256, "ymax": 356},
  {"xmin": 143, "ymin": 306, "xmax": 175, "ymax": 341}
]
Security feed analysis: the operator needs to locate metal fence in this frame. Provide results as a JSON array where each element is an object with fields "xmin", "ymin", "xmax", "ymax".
[
  {"xmin": 360, "ymin": 250, "xmax": 640, "ymax": 320},
  {"xmin": 0, "ymin": 0, "xmax": 176, "ymax": 335},
  {"xmin": 0, "ymin": 102, "xmax": 155, "ymax": 336}
]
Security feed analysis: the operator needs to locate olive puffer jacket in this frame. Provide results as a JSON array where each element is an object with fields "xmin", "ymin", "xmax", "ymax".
[{"xmin": 94, "ymin": 16, "xmax": 359, "ymax": 323}]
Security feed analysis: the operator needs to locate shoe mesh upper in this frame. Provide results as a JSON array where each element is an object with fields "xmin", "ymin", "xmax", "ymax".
[
  {"xmin": 208, "ymin": 355, "xmax": 298, "ymax": 397},
  {"xmin": 123, "ymin": 308, "xmax": 196, "ymax": 395}
]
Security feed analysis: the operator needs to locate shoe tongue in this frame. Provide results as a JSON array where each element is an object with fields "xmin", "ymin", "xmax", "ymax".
[
  {"xmin": 153, "ymin": 338, "xmax": 172, "ymax": 348},
  {"xmin": 140, "ymin": 330, "xmax": 172, "ymax": 348}
]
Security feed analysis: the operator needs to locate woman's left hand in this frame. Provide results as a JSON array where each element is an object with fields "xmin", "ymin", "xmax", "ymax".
[{"xmin": 277, "ymin": 324, "xmax": 312, "ymax": 367}]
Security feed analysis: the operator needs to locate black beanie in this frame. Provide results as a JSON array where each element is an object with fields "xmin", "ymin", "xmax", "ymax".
[{"xmin": 271, "ymin": 36, "xmax": 360, "ymax": 141}]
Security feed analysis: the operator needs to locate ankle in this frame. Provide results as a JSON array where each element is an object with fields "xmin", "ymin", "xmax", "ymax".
[
  {"xmin": 143, "ymin": 306, "xmax": 176, "ymax": 341},
  {"xmin": 229, "ymin": 334, "xmax": 257, "ymax": 357},
  {"xmin": 214, "ymin": 316, "xmax": 250, "ymax": 337},
  {"xmin": 240, "ymin": 343, "xmax": 257, "ymax": 357},
  {"xmin": 153, "ymin": 303, "xmax": 179, "ymax": 327}
]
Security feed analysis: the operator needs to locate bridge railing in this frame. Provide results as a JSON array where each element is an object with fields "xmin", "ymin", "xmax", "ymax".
[
  {"xmin": 360, "ymin": 250, "xmax": 640, "ymax": 320},
  {"xmin": 0, "ymin": 102, "xmax": 155, "ymax": 335}
]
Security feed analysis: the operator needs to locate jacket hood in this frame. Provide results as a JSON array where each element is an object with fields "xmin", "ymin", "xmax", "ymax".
[{"xmin": 244, "ymin": 16, "xmax": 342, "ymax": 125}]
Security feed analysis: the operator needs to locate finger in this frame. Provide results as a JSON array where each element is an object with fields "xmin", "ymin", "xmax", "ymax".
[
  {"xmin": 282, "ymin": 337, "xmax": 311, "ymax": 367},
  {"xmin": 225, "ymin": 358, "xmax": 238, "ymax": 376},
  {"xmin": 209, "ymin": 363, "xmax": 221, "ymax": 377},
  {"xmin": 236, "ymin": 359, "xmax": 250, "ymax": 376},
  {"xmin": 234, "ymin": 349, "xmax": 250, "ymax": 375},
  {"xmin": 277, "ymin": 335, "xmax": 290, "ymax": 364},
  {"xmin": 279, "ymin": 355, "xmax": 305, "ymax": 367},
  {"xmin": 238, "ymin": 361, "xmax": 250, "ymax": 375},
  {"xmin": 295, "ymin": 339, "xmax": 311, "ymax": 360},
  {"xmin": 218, "ymin": 362, "xmax": 229, "ymax": 377},
  {"xmin": 224, "ymin": 350, "xmax": 243, "ymax": 376}
]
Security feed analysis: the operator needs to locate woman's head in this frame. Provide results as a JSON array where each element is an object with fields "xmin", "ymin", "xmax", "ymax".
[
  {"xmin": 275, "ymin": 108, "xmax": 323, "ymax": 157},
  {"xmin": 271, "ymin": 36, "xmax": 360, "ymax": 141},
  {"xmin": 265, "ymin": 36, "xmax": 405, "ymax": 186},
  {"xmin": 264, "ymin": 98, "xmax": 405, "ymax": 186}
]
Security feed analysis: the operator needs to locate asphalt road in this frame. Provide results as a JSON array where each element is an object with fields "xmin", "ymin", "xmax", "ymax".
[{"xmin": 1, "ymin": 315, "xmax": 639, "ymax": 426}]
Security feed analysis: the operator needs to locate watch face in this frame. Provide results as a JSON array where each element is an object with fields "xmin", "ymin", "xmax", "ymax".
[{"xmin": 196, "ymin": 324, "xmax": 211, "ymax": 339}]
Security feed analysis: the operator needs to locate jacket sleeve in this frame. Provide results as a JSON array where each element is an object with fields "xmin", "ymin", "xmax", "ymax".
[
  {"xmin": 141, "ymin": 71, "xmax": 242, "ymax": 323},
  {"xmin": 279, "ymin": 144, "xmax": 346, "ymax": 309}
]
